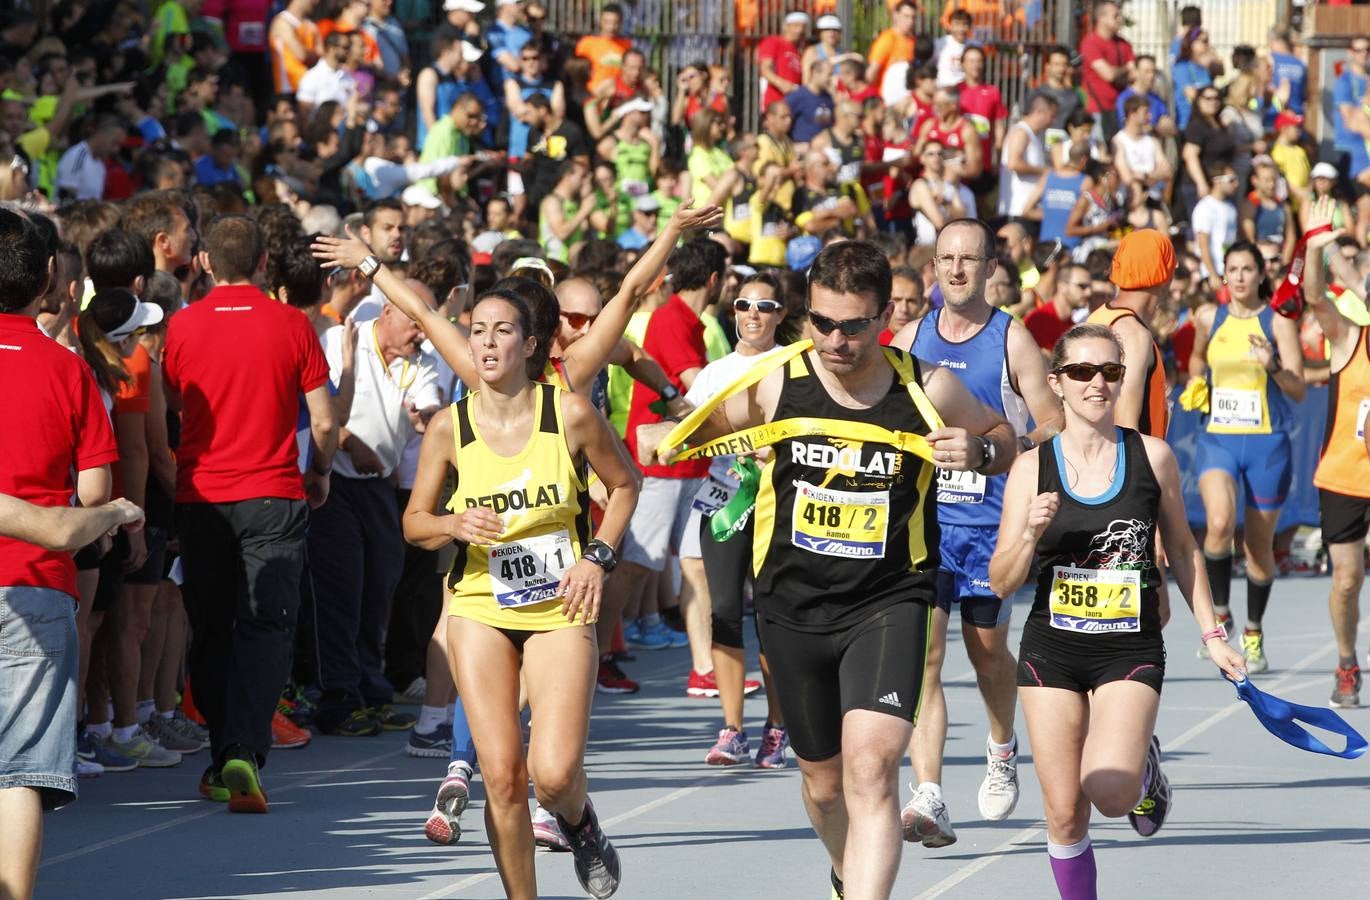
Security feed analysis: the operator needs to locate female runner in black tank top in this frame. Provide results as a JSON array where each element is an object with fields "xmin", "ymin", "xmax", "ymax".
[{"xmin": 989, "ymin": 324, "xmax": 1245, "ymax": 900}]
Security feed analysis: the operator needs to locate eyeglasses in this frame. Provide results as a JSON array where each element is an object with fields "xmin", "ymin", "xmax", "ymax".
[
  {"xmin": 1053, "ymin": 362, "xmax": 1125, "ymax": 382},
  {"xmin": 935, "ymin": 254, "xmax": 988, "ymax": 269},
  {"xmin": 734, "ymin": 298, "xmax": 783, "ymax": 313},
  {"xmin": 808, "ymin": 310, "xmax": 880, "ymax": 336},
  {"xmin": 561, "ymin": 310, "xmax": 597, "ymax": 329}
]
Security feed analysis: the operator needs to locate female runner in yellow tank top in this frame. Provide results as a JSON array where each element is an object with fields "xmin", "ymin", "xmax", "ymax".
[{"xmin": 403, "ymin": 287, "xmax": 640, "ymax": 900}]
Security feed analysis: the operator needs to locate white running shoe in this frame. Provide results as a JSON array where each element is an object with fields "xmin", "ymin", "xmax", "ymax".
[
  {"xmin": 76, "ymin": 758, "xmax": 104, "ymax": 779},
  {"xmin": 978, "ymin": 741, "xmax": 1020, "ymax": 821},
  {"xmin": 107, "ymin": 727, "xmax": 182, "ymax": 768},
  {"xmin": 901, "ymin": 784, "xmax": 957, "ymax": 847}
]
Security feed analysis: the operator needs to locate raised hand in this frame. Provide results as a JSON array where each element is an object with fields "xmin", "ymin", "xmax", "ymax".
[
  {"xmin": 312, "ymin": 224, "xmax": 373, "ymax": 271},
  {"xmin": 668, "ymin": 199, "xmax": 724, "ymax": 233}
]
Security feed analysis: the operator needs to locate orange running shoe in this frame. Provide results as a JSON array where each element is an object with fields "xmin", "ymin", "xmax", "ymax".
[{"xmin": 272, "ymin": 710, "xmax": 311, "ymax": 749}]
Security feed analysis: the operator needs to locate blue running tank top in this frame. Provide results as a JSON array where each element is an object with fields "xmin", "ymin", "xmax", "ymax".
[
  {"xmin": 1039, "ymin": 170, "xmax": 1084, "ymax": 250},
  {"xmin": 911, "ymin": 306, "xmax": 1029, "ymax": 525},
  {"xmin": 509, "ymin": 75, "xmax": 556, "ymax": 158}
]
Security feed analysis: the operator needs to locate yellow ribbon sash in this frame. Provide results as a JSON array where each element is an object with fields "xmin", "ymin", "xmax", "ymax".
[{"xmin": 656, "ymin": 340, "xmax": 944, "ymax": 465}]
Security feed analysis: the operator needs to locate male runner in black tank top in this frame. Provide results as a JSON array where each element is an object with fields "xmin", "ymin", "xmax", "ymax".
[{"xmin": 639, "ymin": 241, "xmax": 1017, "ymax": 899}]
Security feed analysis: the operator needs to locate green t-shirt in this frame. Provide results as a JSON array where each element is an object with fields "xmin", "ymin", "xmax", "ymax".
[
  {"xmin": 651, "ymin": 189, "xmax": 681, "ymax": 233},
  {"xmin": 417, "ymin": 117, "xmax": 469, "ymax": 193},
  {"xmin": 606, "ymin": 309, "xmax": 653, "ymax": 437},
  {"xmin": 701, "ymin": 311, "xmax": 733, "ymax": 363},
  {"xmin": 151, "ymin": 1, "xmax": 189, "ymax": 68}
]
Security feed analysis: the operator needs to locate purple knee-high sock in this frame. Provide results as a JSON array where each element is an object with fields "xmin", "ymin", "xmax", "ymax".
[{"xmin": 1047, "ymin": 837, "xmax": 1098, "ymax": 900}]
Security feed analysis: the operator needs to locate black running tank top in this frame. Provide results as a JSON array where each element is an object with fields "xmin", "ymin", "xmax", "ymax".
[
  {"xmin": 1029, "ymin": 428, "xmax": 1163, "ymax": 638},
  {"xmin": 752, "ymin": 348, "xmax": 939, "ymax": 631}
]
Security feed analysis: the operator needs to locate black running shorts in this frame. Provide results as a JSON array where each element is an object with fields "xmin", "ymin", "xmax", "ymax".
[
  {"xmin": 1319, "ymin": 489, "xmax": 1370, "ymax": 546},
  {"xmin": 757, "ymin": 600, "xmax": 932, "ymax": 762},
  {"xmin": 1017, "ymin": 621, "xmax": 1166, "ymax": 695}
]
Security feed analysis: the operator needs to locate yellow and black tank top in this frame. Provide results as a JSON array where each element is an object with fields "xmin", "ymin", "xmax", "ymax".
[
  {"xmin": 446, "ymin": 383, "xmax": 592, "ymax": 631},
  {"xmin": 1204, "ymin": 304, "xmax": 1288, "ymax": 435},
  {"xmin": 752, "ymin": 348, "xmax": 939, "ymax": 631},
  {"xmin": 1315, "ymin": 324, "xmax": 1370, "ymax": 498}
]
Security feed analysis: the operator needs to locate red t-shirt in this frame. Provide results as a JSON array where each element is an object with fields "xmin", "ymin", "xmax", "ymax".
[
  {"xmin": 1023, "ymin": 304, "xmax": 1074, "ymax": 352},
  {"xmin": 163, "ymin": 285, "xmax": 329, "ymax": 503},
  {"xmin": 906, "ymin": 95, "xmax": 936, "ymax": 142},
  {"xmin": 111, "ymin": 344, "xmax": 153, "ymax": 500},
  {"xmin": 1079, "ymin": 32, "xmax": 1134, "ymax": 114},
  {"xmin": 758, "ymin": 35, "xmax": 803, "ymax": 110},
  {"xmin": 0, "ymin": 313, "xmax": 119, "ymax": 599},
  {"xmin": 959, "ymin": 83, "xmax": 1006, "ymax": 170},
  {"xmin": 625, "ymin": 295, "xmax": 711, "ymax": 480},
  {"xmin": 1170, "ymin": 318, "xmax": 1195, "ymax": 374}
]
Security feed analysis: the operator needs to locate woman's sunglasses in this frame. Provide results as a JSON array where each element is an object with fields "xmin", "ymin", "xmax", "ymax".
[
  {"xmin": 734, "ymin": 298, "xmax": 783, "ymax": 313},
  {"xmin": 808, "ymin": 310, "xmax": 880, "ymax": 336},
  {"xmin": 1053, "ymin": 362, "xmax": 1125, "ymax": 383},
  {"xmin": 561, "ymin": 311, "xmax": 597, "ymax": 329}
]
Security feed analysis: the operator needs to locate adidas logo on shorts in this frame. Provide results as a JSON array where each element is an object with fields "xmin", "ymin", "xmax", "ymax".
[{"xmin": 878, "ymin": 692, "xmax": 901, "ymax": 707}]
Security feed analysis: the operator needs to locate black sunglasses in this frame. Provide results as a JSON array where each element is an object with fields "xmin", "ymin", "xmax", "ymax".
[
  {"xmin": 561, "ymin": 310, "xmax": 597, "ymax": 329},
  {"xmin": 1054, "ymin": 362, "xmax": 1125, "ymax": 383},
  {"xmin": 734, "ymin": 298, "xmax": 783, "ymax": 313},
  {"xmin": 808, "ymin": 310, "xmax": 880, "ymax": 337}
]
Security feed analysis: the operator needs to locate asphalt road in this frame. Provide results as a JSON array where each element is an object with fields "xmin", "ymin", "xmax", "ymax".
[{"xmin": 37, "ymin": 576, "xmax": 1370, "ymax": 899}]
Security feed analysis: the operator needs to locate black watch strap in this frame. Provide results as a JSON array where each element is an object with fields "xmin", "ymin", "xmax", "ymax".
[{"xmin": 583, "ymin": 538, "xmax": 618, "ymax": 573}]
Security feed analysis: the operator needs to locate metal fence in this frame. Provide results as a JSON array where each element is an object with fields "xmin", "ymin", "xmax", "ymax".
[
  {"xmin": 537, "ymin": 0, "xmax": 1278, "ymax": 133},
  {"xmin": 541, "ymin": 0, "xmax": 1075, "ymax": 131}
]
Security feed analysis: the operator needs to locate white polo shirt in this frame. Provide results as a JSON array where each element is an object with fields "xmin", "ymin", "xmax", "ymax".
[
  {"xmin": 297, "ymin": 60, "xmax": 358, "ymax": 108},
  {"xmin": 55, "ymin": 141, "xmax": 106, "ymax": 200},
  {"xmin": 324, "ymin": 320, "xmax": 441, "ymax": 480}
]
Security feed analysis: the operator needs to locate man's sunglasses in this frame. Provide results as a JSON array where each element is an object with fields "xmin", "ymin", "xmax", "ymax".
[
  {"xmin": 561, "ymin": 310, "xmax": 597, "ymax": 329},
  {"xmin": 1053, "ymin": 362, "xmax": 1125, "ymax": 382},
  {"xmin": 808, "ymin": 310, "xmax": 880, "ymax": 336},
  {"xmin": 734, "ymin": 298, "xmax": 783, "ymax": 313}
]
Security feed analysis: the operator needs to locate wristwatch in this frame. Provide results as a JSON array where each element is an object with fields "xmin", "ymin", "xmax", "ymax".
[
  {"xmin": 658, "ymin": 383, "xmax": 681, "ymax": 403},
  {"xmin": 1018, "ymin": 434, "xmax": 1035, "ymax": 453},
  {"xmin": 581, "ymin": 539, "xmax": 618, "ymax": 573},
  {"xmin": 358, "ymin": 255, "xmax": 381, "ymax": 279},
  {"xmin": 972, "ymin": 435, "xmax": 996, "ymax": 474}
]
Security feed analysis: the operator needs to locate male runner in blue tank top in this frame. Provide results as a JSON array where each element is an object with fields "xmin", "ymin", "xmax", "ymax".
[{"xmin": 892, "ymin": 217, "xmax": 1063, "ymax": 846}]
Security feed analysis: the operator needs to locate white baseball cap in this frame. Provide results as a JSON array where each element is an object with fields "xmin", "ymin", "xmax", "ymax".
[
  {"xmin": 784, "ymin": 11, "xmax": 811, "ymax": 25},
  {"xmin": 816, "ymin": 15, "xmax": 842, "ymax": 30},
  {"xmin": 444, "ymin": 0, "xmax": 485, "ymax": 11},
  {"xmin": 1311, "ymin": 161, "xmax": 1339, "ymax": 180},
  {"xmin": 401, "ymin": 185, "xmax": 444, "ymax": 209},
  {"xmin": 461, "ymin": 40, "xmax": 484, "ymax": 62}
]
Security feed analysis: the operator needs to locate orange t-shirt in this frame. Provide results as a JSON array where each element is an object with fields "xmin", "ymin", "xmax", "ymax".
[
  {"xmin": 868, "ymin": 30, "xmax": 916, "ymax": 90},
  {"xmin": 575, "ymin": 35, "xmax": 633, "ymax": 90},
  {"xmin": 272, "ymin": 12, "xmax": 321, "ymax": 93},
  {"xmin": 112, "ymin": 344, "xmax": 153, "ymax": 498},
  {"xmin": 318, "ymin": 19, "xmax": 380, "ymax": 67}
]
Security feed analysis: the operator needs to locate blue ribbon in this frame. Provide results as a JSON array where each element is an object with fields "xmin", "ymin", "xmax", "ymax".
[{"xmin": 1231, "ymin": 677, "xmax": 1367, "ymax": 759}]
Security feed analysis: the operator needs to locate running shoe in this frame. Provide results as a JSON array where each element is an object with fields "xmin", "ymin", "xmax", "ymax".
[
  {"xmin": 271, "ymin": 710, "xmax": 312, "ymax": 749},
  {"xmin": 644, "ymin": 618, "xmax": 689, "ymax": 649},
  {"xmin": 394, "ymin": 676, "xmax": 427, "ymax": 705},
  {"xmin": 107, "ymin": 727, "xmax": 182, "ymax": 768},
  {"xmin": 901, "ymin": 784, "xmax": 957, "ymax": 847},
  {"xmin": 279, "ymin": 682, "xmax": 317, "ymax": 726},
  {"xmin": 76, "ymin": 758, "xmax": 104, "ymax": 779},
  {"xmin": 370, "ymin": 705, "xmax": 418, "ymax": 731},
  {"xmin": 406, "ymin": 723, "xmax": 454, "ymax": 758},
  {"xmin": 1242, "ymin": 629, "xmax": 1269, "ymax": 674},
  {"xmin": 624, "ymin": 619, "xmax": 671, "ymax": 651},
  {"xmin": 146, "ymin": 714, "xmax": 204, "ymax": 754},
  {"xmin": 81, "ymin": 730, "xmax": 137, "ymax": 773},
  {"xmin": 199, "ymin": 765, "xmax": 229, "ymax": 802},
  {"xmin": 596, "ymin": 656, "xmax": 640, "ymax": 694},
  {"xmin": 1331, "ymin": 664, "xmax": 1362, "ymax": 709},
  {"xmin": 319, "ymin": 709, "xmax": 382, "ymax": 737},
  {"xmin": 685, "ymin": 669, "xmax": 761, "ymax": 698},
  {"xmin": 977, "ymin": 740, "xmax": 1020, "ymax": 821},
  {"xmin": 534, "ymin": 803, "xmax": 572, "ymax": 851},
  {"xmin": 555, "ymin": 799, "xmax": 621, "ymax": 898},
  {"xmin": 1128, "ymin": 736, "xmax": 1171, "ymax": 837},
  {"xmin": 166, "ymin": 709, "xmax": 210, "ymax": 749},
  {"xmin": 704, "ymin": 727, "xmax": 749, "ymax": 765},
  {"xmin": 755, "ymin": 724, "xmax": 790, "ymax": 769},
  {"xmin": 424, "ymin": 760, "xmax": 471, "ymax": 845},
  {"xmin": 222, "ymin": 753, "xmax": 268, "ymax": 814}
]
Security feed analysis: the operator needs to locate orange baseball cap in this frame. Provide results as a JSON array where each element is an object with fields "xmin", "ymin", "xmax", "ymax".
[{"xmin": 1110, "ymin": 229, "xmax": 1176, "ymax": 290}]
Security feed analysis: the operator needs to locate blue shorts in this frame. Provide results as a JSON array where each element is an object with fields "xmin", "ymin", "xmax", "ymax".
[
  {"xmin": 1344, "ymin": 147, "xmax": 1370, "ymax": 193},
  {"xmin": 0, "ymin": 586, "xmax": 78, "ymax": 810},
  {"xmin": 1196, "ymin": 431, "xmax": 1292, "ymax": 511},
  {"xmin": 936, "ymin": 523, "xmax": 1013, "ymax": 628}
]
